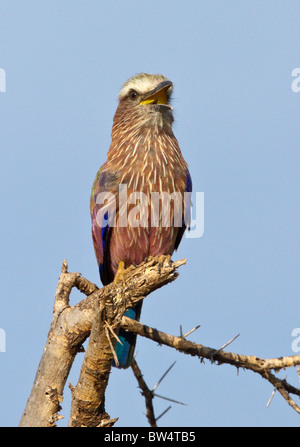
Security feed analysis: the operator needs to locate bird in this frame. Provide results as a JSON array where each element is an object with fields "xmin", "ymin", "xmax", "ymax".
[{"xmin": 90, "ymin": 73, "xmax": 192, "ymax": 368}]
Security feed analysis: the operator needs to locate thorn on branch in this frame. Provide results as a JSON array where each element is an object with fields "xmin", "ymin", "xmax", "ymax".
[
  {"xmin": 266, "ymin": 388, "xmax": 277, "ymax": 408},
  {"xmin": 155, "ymin": 405, "xmax": 172, "ymax": 422},
  {"xmin": 152, "ymin": 392, "xmax": 186, "ymax": 406},
  {"xmin": 153, "ymin": 361, "xmax": 176, "ymax": 392},
  {"xmin": 211, "ymin": 333, "xmax": 240, "ymax": 361},
  {"xmin": 180, "ymin": 325, "xmax": 201, "ymax": 339},
  {"xmin": 131, "ymin": 358, "xmax": 187, "ymax": 427}
]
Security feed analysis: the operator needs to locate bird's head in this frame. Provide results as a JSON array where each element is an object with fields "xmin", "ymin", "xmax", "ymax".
[{"xmin": 114, "ymin": 73, "xmax": 174, "ymax": 133}]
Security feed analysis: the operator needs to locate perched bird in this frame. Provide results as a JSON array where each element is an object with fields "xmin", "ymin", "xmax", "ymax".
[{"xmin": 90, "ymin": 73, "xmax": 192, "ymax": 368}]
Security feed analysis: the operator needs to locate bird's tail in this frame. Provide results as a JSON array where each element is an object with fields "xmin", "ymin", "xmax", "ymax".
[{"xmin": 113, "ymin": 301, "xmax": 143, "ymax": 369}]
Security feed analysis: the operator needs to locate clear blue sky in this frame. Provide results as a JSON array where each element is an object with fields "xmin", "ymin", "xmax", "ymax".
[{"xmin": 1, "ymin": 1, "xmax": 300, "ymax": 427}]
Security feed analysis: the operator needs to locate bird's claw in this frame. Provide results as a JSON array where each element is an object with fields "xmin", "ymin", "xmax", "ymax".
[{"xmin": 114, "ymin": 261, "xmax": 126, "ymax": 285}]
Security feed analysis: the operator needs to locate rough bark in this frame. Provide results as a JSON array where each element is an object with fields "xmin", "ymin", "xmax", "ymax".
[
  {"xmin": 19, "ymin": 256, "xmax": 184, "ymax": 427},
  {"xmin": 19, "ymin": 255, "xmax": 300, "ymax": 426}
]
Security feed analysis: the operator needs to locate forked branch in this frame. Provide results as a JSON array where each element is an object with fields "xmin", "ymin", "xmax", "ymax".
[
  {"xmin": 19, "ymin": 256, "xmax": 184, "ymax": 427},
  {"xmin": 19, "ymin": 256, "xmax": 300, "ymax": 427}
]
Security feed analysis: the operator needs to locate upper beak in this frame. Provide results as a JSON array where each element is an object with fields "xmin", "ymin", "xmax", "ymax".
[{"xmin": 139, "ymin": 80, "xmax": 173, "ymax": 106}]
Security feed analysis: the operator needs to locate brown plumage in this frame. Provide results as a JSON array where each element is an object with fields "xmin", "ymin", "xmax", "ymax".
[{"xmin": 90, "ymin": 73, "xmax": 192, "ymax": 367}]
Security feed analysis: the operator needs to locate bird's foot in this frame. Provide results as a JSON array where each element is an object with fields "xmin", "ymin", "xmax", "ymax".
[
  {"xmin": 157, "ymin": 254, "xmax": 171, "ymax": 265},
  {"xmin": 114, "ymin": 260, "xmax": 126, "ymax": 285}
]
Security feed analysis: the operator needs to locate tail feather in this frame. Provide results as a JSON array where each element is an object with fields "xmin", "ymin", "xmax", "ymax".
[{"xmin": 113, "ymin": 301, "xmax": 142, "ymax": 369}]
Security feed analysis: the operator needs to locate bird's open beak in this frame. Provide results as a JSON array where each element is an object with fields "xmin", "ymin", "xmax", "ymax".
[{"xmin": 139, "ymin": 81, "xmax": 173, "ymax": 107}]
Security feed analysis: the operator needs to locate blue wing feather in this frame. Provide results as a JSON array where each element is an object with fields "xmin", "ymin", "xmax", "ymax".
[{"xmin": 174, "ymin": 169, "xmax": 192, "ymax": 250}]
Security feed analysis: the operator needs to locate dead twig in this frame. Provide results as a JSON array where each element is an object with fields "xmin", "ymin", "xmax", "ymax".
[
  {"xmin": 121, "ymin": 317, "xmax": 300, "ymax": 415},
  {"xmin": 131, "ymin": 359, "xmax": 157, "ymax": 427},
  {"xmin": 131, "ymin": 359, "xmax": 186, "ymax": 427}
]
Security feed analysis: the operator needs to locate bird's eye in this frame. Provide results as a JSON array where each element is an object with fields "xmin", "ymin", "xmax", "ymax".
[{"xmin": 129, "ymin": 90, "xmax": 138, "ymax": 100}]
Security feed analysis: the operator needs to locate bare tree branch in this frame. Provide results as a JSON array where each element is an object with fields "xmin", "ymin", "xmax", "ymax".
[
  {"xmin": 131, "ymin": 359, "xmax": 157, "ymax": 427},
  {"xmin": 19, "ymin": 255, "xmax": 300, "ymax": 426},
  {"xmin": 68, "ymin": 306, "xmax": 115, "ymax": 427},
  {"xmin": 19, "ymin": 256, "xmax": 184, "ymax": 427},
  {"xmin": 121, "ymin": 317, "xmax": 300, "ymax": 415}
]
